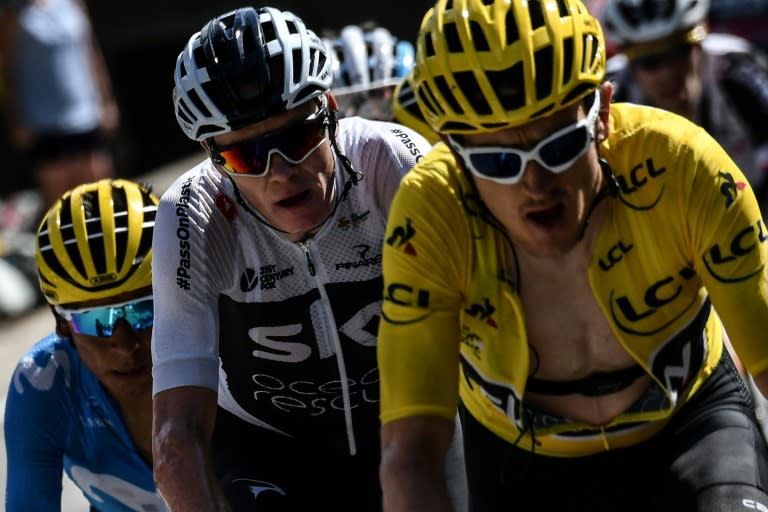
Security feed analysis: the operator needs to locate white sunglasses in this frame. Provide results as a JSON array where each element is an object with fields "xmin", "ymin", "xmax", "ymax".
[{"xmin": 448, "ymin": 90, "xmax": 601, "ymax": 185}]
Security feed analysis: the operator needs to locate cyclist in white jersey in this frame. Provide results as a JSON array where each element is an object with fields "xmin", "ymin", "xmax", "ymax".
[
  {"xmin": 601, "ymin": 0, "xmax": 768, "ymax": 214},
  {"xmin": 151, "ymin": 6, "xmax": 467, "ymax": 511}
]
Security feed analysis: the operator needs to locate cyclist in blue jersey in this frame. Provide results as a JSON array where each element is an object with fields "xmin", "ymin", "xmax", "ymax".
[{"xmin": 4, "ymin": 178, "xmax": 167, "ymax": 512}]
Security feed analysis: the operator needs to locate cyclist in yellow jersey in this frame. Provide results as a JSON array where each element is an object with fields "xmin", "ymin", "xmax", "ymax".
[{"xmin": 377, "ymin": 0, "xmax": 768, "ymax": 510}]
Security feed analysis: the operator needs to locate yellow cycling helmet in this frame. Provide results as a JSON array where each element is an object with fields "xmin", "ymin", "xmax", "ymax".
[
  {"xmin": 413, "ymin": 0, "xmax": 606, "ymax": 134},
  {"xmin": 36, "ymin": 179, "xmax": 159, "ymax": 305},
  {"xmin": 391, "ymin": 71, "xmax": 441, "ymax": 145}
]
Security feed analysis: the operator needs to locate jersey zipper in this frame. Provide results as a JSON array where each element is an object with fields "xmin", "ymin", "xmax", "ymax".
[{"xmin": 298, "ymin": 240, "xmax": 357, "ymax": 455}]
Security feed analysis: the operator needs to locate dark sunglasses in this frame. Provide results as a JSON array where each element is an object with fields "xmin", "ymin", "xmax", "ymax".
[
  {"xmin": 55, "ymin": 295, "xmax": 154, "ymax": 338},
  {"xmin": 630, "ymin": 44, "xmax": 692, "ymax": 71},
  {"xmin": 208, "ymin": 108, "xmax": 330, "ymax": 177},
  {"xmin": 447, "ymin": 90, "xmax": 600, "ymax": 185}
]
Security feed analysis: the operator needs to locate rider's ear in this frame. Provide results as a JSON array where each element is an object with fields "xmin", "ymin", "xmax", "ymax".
[
  {"xmin": 596, "ymin": 82, "xmax": 613, "ymax": 142},
  {"xmin": 326, "ymin": 91, "xmax": 340, "ymax": 121},
  {"xmin": 51, "ymin": 306, "xmax": 72, "ymax": 339}
]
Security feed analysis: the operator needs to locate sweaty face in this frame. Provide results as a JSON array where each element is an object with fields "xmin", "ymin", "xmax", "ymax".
[
  {"xmin": 209, "ymin": 101, "xmax": 337, "ymax": 241},
  {"xmin": 459, "ymin": 99, "xmax": 604, "ymax": 258},
  {"xmin": 628, "ymin": 43, "xmax": 702, "ymax": 120},
  {"xmin": 59, "ymin": 287, "xmax": 153, "ymax": 402}
]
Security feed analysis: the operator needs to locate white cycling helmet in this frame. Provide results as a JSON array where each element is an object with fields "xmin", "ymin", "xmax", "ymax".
[
  {"xmin": 173, "ymin": 6, "xmax": 333, "ymax": 141},
  {"xmin": 327, "ymin": 24, "xmax": 416, "ymax": 95},
  {"xmin": 602, "ymin": 0, "xmax": 710, "ymax": 47}
]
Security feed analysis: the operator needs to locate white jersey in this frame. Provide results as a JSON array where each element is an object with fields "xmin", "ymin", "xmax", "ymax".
[
  {"xmin": 151, "ymin": 116, "xmax": 429, "ymax": 453},
  {"xmin": 607, "ymin": 33, "xmax": 768, "ymax": 199}
]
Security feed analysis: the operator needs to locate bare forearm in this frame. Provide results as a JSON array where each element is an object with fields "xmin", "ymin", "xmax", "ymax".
[
  {"xmin": 380, "ymin": 416, "xmax": 457, "ymax": 512},
  {"xmin": 154, "ymin": 432, "xmax": 231, "ymax": 512},
  {"xmin": 381, "ymin": 453, "xmax": 453, "ymax": 512},
  {"xmin": 153, "ymin": 386, "xmax": 228, "ymax": 512}
]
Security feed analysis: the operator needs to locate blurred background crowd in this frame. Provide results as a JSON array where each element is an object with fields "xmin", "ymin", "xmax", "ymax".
[{"xmin": 0, "ymin": 0, "xmax": 767, "ymax": 319}]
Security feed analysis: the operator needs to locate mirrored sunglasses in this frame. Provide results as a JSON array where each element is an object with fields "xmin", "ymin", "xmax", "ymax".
[
  {"xmin": 629, "ymin": 44, "xmax": 692, "ymax": 72},
  {"xmin": 448, "ymin": 90, "xmax": 601, "ymax": 185},
  {"xmin": 55, "ymin": 295, "xmax": 154, "ymax": 338},
  {"xmin": 208, "ymin": 109, "xmax": 329, "ymax": 177}
]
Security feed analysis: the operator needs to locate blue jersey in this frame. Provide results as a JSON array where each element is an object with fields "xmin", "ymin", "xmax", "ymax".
[{"xmin": 4, "ymin": 333, "xmax": 168, "ymax": 511}]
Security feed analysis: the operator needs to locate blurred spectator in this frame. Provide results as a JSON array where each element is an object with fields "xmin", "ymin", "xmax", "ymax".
[
  {"xmin": 323, "ymin": 22, "xmax": 415, "ymax": 121},
  {"xmin": 0, "ymin": 188, "xmax": 43, "ymax": 317},
  {"xmin": 708, "ymin": 0, "xmax": 768, "ymax": 54},
  {"xmin": 0, "ymin": 0, "xmax": 119, "ymax": 212},
  {"xmin": 602, "ymin": 0, "xmax": 768, "ymax": 215}
]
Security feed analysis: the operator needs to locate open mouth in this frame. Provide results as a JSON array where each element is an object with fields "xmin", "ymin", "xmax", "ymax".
[
  {"xmin": 276, "ymin": 189, "xmax": 310, "ymax": 208},
  {"xmin": 526, "ymin": 203, "xmax": 566, "ymax": 228}
]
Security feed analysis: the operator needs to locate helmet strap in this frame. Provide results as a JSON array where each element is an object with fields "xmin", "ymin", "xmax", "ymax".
[{"xmin": 576, "ymin": 150, "xmax": 619, "ymax": 242}]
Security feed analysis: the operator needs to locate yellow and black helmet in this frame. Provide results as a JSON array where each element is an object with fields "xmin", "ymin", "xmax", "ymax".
[
  {"xmin": 413, "ymin": 0, "xmax": 606, "ymax": 134},
  {"xmin": 391, "ymin": 71, "xmax": 440, "ymax": 145},
  {"xmin": 35, "ymin": 179, "xmax": 158, "ymax": 305}
]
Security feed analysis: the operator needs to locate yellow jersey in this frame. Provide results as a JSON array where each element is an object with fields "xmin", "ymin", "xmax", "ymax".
[{"xmin": 378, "ymin": 102, "xmax": 768, "ymax": 457}]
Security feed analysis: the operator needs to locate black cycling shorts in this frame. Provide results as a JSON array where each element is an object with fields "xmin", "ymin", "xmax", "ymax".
[
  {"xmin": 210, "ymin": 407, "xmax": 382, "ymax": 512},
  {"xmin": 460, "ymin": 348, "xmax": 768, "ymax": 512},
  {"xmin": 27, "ymin": 128, "xmax": 110, "ymax": 165}
]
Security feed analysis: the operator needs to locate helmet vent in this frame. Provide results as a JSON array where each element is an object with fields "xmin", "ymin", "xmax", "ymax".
[
  {"xmin": 405, "ymin": 100, "xmax": 422, "ymax": 120},
  {"xmin": 616, "ymin": 0, "xmax": 676, "ymax": 30},
  {"xmin": 470, "ymin": 21, "xmax": 489, "ymax": 52},
  {"xmin": 58, "ymin": 196, "xmax": 87, "ymax": 280},
  {"xmin": 315, "ymin": 50, "xmax": 328, "ymax": 80},
  {"xmin": 555, "ymin": 0, "xmax": 570, "ymax": 17},
  {"xmin": 37, "ymin": 230, "xmax": 70, "ymax": 290},
  {"xmin": 291, "ymin": 48, "xmax": 303, "ymax": 85},
  {"xmin": 527, "ymin": 0, "xmax": 545, "ymax": 30},
  {"xmin": 486, "ymin": 62, "xmax": 525, "ymax": 110},
  {"xmin": 294, "ymin": 85, "xmax": 324, "ymax": 104},
  {"xmin": 436, "ymin": 74, "xmax": 464, "ymax": 114},
  {"xmin": 186, "ymin": 88, "xmax": 213, "ymax": 122},
  {"xmin": 417, "ymin": 81, "xmax": 443, "ymax": 117},
  {"xmin": 286, "ymin": 18, "xmax": 299, "ymax": 36},
  {"xmin": 444, "ymin": 23, "xmax": 462, "ymax": 53},
  {"xmin": 583, "ymin": 33, "xmax": 600, "ymax": 74},
  {"xmin": 456, "ymin": 71, "xmax": 489, "ymax": 115},
  {"xmin": 262, "ymin": 19, "xmax": 277, "ymax": 43},
  {"xmin": 562, "ymin": 37, "xmax": 574, "ymax": 85},
  {"xmin": 505, "ymin": 11, "xmax": 520, "ymax": 44},
  {"xmin": 86, "ymin": 198, "xmax": 109, "ymax": 275},
  {"xmin": 534, "ymin": 46, "xmax": 554, "ymax": 99},
  {"xmin": 562, "ymin": 82, "xmax": 595, "ymax": 104},
  {"xmin": 685, "ymin": 0, "xmax": 701, "ymax": 15},
  {"xmin": 424, "ymin": 30, "xmax": 436, "ymax": 58}
]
